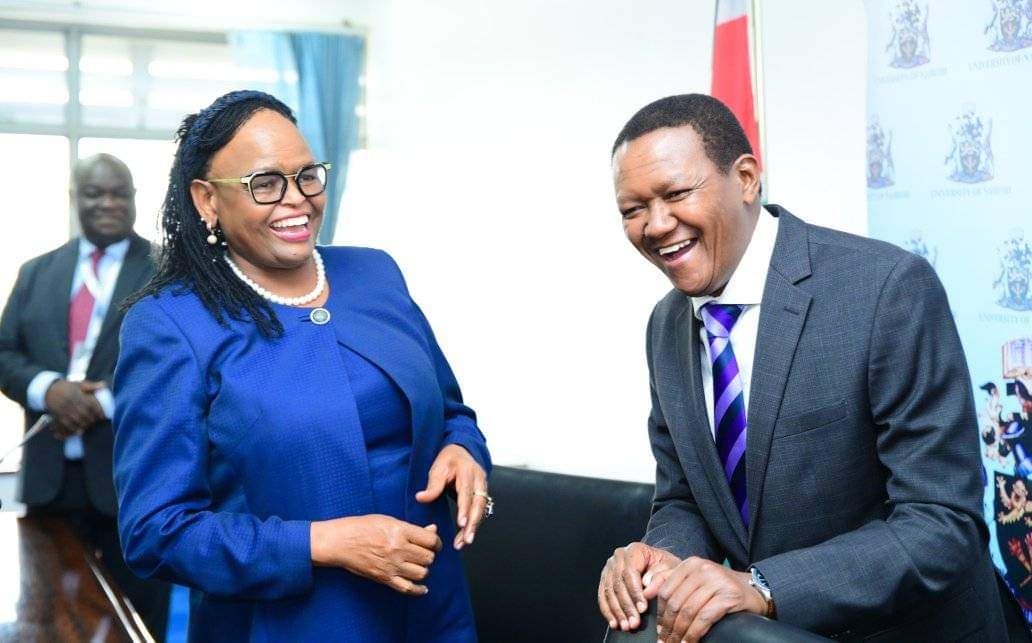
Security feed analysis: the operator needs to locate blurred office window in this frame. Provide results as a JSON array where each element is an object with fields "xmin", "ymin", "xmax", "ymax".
[
  {"xmin": 79, "ymin": 34, "xmax": 139, "ymax": 129},
  {"xmin": 0, "ymin": 29, "xmax": 67, "ymax": 127},
  {"xmin": 149, "ymin": 39, "xmax": 295, "ymax": 130},
  {"xmin": 0, "ymin": 134, "xmax": 71, "ymax": 472},
  {"xmin": 82, "ymin": 35, "xmax": 297, "ymax": 132}
]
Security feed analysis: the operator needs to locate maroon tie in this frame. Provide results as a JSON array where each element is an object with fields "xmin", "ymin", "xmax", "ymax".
[{"xmin": 68, "ymin": 248, "xmax": 104, "ymax": 355}]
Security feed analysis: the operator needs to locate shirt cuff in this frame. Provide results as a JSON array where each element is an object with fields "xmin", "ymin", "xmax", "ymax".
[
  {"xmin": 94, "ymin": 387, "xmax": 115, "ymax": 420},
  {"xmin": 26, "ymin": 371, "xmax": 63, "ymax": 412}
]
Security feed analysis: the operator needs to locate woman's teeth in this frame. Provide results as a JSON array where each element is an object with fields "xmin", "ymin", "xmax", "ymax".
[{"xmin": 271, "ymin": 215, "xmax": 309, "ymax": 229}]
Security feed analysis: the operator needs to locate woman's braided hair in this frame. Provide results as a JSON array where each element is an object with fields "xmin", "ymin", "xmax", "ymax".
[{"xmin": 125, "ymin": 90, "xmax": 298, "ymax": 338}]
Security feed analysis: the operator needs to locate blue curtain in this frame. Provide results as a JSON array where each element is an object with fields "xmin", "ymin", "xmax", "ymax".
[{"xmin": 230, "ymin": 31, "xmax": 364, "ymax": 244}]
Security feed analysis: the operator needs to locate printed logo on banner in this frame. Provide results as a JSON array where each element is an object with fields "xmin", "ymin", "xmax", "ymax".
[
  {"xmin": 986, "ymin": 0, "xmax": 1032, "ymax": 52},
  {"xmin": 995, "ymin": 470, "xmax": 1032, "ymax": 609},
  {"xmin": 903, "ymin": 232, "xmax": 937, "ymax": 268},
  {"xmin": 886, "ymin": 0, "xmax": 931, "ymax": 68},
  {"xmin": 996, "ymin": 233, "xmax": 1032, "ymax": 311},
  {"xmin": 985, "ymin": 339, "xmax": 1032, "ymax": 611},
  {"xmin": 867, "ymin": 119, "xmax": 895, "ymax": 189},
  {"xmin": 945, "ymin": 108, "xmax": 994, "ymax": 183}
]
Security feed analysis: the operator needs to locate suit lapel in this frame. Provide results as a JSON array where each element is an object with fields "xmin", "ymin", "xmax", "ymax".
[
  {"xmin": 95, "ymin": 235, "xmax": 152, "ymax": 349},
  {"xmin": 674, "ymin": 299, "xmax": 750, "ymax": 554},
  {"xmin": 330, "ymin": 311, "xmax": 428, "ymax": 424},
  {"xmin": 326, "ymin": 292, "xmax": 432, "ymax": 459},
  {"xmin": 328, "ymin": 296, "xmax": 447, "ymax": 508},
  {"xmin": 44, "ymin": 239, "xmax": 80, "ymax": 364},
  {"xmin": 745, "ymin": 207, "xmax": 812, "ymax": 549}
]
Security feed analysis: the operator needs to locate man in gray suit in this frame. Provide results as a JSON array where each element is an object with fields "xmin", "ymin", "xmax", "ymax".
[
  {"xmin": 0, "ymin": 154, "xmax": 169, "ymax": 638},
  {"xmin": 597, "ymin": 95, "xmax": 1015, "ymax": 642}
]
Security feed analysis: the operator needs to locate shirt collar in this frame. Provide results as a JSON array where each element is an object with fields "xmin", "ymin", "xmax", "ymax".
[
  {"xmin": 79, "ymin": 236, "xmax": 131, "ymax": 262},
  {"xmin": 690, "ymin": 206, "xmax": 779, "ymax": 319}
]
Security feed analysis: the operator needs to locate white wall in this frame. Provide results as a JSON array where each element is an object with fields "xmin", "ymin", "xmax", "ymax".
[
  {"xmin": 339, "ymin": 0, "xmax": 710, "ymax": 483},
  {"xmin": 761, "ymin": 1, "xmax": 868, "ymax": 236},
  {"xmin": 338, "ymin": 1, "xmax": 869, "ymax": 482}
]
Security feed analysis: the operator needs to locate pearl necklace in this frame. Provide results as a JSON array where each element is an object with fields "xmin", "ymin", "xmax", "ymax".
[{"xmin": 224, "ymin": 249, "xmax": 326, "ymax": 306}]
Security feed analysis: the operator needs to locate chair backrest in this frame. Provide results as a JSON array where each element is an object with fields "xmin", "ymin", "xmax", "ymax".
[{"xmin": 460, "ymin": 466, "xmax": 654, "ymax": 642}]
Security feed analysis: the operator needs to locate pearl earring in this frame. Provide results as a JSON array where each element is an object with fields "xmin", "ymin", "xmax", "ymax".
[{"xmin": 206, "ymin": 222, "xmax": 218, "ymax": 246}]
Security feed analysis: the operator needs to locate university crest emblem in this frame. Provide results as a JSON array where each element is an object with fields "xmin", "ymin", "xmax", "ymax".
[
  {"xmin": 867, "ymin": 119, "xmax": 895, "ymax": 189},
  {"xmin": 945, "ymin": 109, "xmax": 994, "ymax": 184},
  {"xmin": 886, "ymin": 0, "xmax": 931, "ymax": 68},
  {"xmin": 995, "ymin": 233, "xmax": 1032, "ymax": 311},
  {"xmin": 985, "ymin": 0, "xmax": 1032, "ymax": 52}
]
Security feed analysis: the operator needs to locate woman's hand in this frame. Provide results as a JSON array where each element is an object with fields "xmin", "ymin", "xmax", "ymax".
[
  {"xmin": 415, "ymin": 444, "xmax": 489, "ymax": 550},
  {"xmin": 310, "ymin": 515, "xmax": 442, "ymax": 596}
]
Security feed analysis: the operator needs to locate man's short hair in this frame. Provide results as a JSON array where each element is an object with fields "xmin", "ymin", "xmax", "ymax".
[
  {"xmin": 73, "ymin": 153, "xmax": 133, "ymax": 187},
  {"xmin": 611, "ymin": 94, "xmax": 753, "ymax": 173}
]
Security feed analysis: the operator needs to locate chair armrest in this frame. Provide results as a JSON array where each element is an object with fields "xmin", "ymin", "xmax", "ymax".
[{"xmin": 604, "ymin": 600, "xmax": 830, "ymax": 642}]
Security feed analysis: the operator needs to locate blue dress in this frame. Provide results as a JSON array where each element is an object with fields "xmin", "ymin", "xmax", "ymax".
[
  {"xmin": 339, "ymin": 343, "xmax": 414, "ymax": 639},
  {"xmin": 112, "ymin": 247, "xmax": 490, "ymax": 642},
  {"xmin": 342, "ymin": 343, "xmax": 412, "ymax": 520}
]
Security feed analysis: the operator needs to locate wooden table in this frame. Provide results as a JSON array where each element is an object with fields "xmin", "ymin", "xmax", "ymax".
[{"xmin": 0, "ymin": 513, "xmax": 155, "ymax": 642}]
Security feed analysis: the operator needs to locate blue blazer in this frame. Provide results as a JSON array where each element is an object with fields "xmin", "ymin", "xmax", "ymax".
[{"xmin": 113, "ymin": 247, "xmax": 490, "ymax": 642}]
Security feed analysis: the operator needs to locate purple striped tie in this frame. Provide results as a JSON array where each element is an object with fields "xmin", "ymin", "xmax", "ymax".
[{"xmin": 700, "ymin": 302, "xmax": 749, "ymax": 527}]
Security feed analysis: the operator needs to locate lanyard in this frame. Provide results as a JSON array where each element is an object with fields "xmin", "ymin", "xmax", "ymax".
[{"xmin": 67, "ymin": 252, "xmax": 118, "ymax": 381}]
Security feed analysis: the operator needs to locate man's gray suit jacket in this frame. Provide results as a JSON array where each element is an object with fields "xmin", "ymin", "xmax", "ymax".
[{"xmin": 643, "ymin": 205, "xmax": 1007, "ymax": 640}]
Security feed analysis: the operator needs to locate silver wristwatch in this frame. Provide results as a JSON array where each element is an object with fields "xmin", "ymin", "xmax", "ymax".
[{"xmin": 748, "ymin": 566, "xmax": 776, "ymax": 618}]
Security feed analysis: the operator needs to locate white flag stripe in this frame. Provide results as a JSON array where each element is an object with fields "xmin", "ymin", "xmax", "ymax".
[{"xmin": 715, "ymin": 0, "xmax": 748, "ymax": 24}]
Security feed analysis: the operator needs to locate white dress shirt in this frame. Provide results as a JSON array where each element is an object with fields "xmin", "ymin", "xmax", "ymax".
[
  {"xmin": 689, "ymin": 208, "xmax": 779, "ymax": 438},
  {"xmin": 26, "ymin": 237, "xmax": 129, "ymax": 459}
]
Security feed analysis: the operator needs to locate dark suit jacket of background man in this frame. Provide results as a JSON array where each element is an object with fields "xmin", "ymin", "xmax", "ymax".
[
  {"xmin": 643, "ymin": 205, "xmax": 1009, "ymax": 640},
  {"xmin": 0, "ymin": 233, "xmax": 155, "ymax": 513}
]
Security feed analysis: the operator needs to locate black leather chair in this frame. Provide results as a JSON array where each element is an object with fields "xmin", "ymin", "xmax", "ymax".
[
  {"xmin": 461, "ymin": 466, "xmax": 653, "ymax": 642},
  {"xmin": 604, "ymin": 600, "xmax": 829, "ymax": 643},
  {"xmin": 462, "ymin": 466, "xmax": 827, "ymax": 642}
]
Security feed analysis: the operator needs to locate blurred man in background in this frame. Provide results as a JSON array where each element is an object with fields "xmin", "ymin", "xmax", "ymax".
[{"xmin": 0, "ymin": 153, "xmax": 169, "ymax": 638}]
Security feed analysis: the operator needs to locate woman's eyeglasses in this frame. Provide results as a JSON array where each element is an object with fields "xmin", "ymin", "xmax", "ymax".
[{"xmin": 207, "ymin": 162, "xmax": 332, "ymax": 205}]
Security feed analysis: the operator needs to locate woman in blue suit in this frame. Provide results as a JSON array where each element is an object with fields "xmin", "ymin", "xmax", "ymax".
[{"xmin": 113, "ymin": 90, "xmax": 491, "ymax": 642}]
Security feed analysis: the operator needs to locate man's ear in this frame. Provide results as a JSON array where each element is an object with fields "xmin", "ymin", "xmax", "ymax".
[
  {"xmin": 190, "ymin": 179, "xmax": 218, "ymax": 228},
  {"xmin": 733, "ymin": 154, "xmax": 762, "ymax": 205}
]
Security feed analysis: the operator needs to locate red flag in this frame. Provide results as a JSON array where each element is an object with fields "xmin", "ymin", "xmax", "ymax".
[{"xmin": 711, "ymin": 0, "xmax": 762, "ymax": 169}]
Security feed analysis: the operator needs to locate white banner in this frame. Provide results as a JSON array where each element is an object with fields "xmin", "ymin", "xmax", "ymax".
[{"xmin": 866, "ymin": 0, "xmax": 1032, "ymax": 621}]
